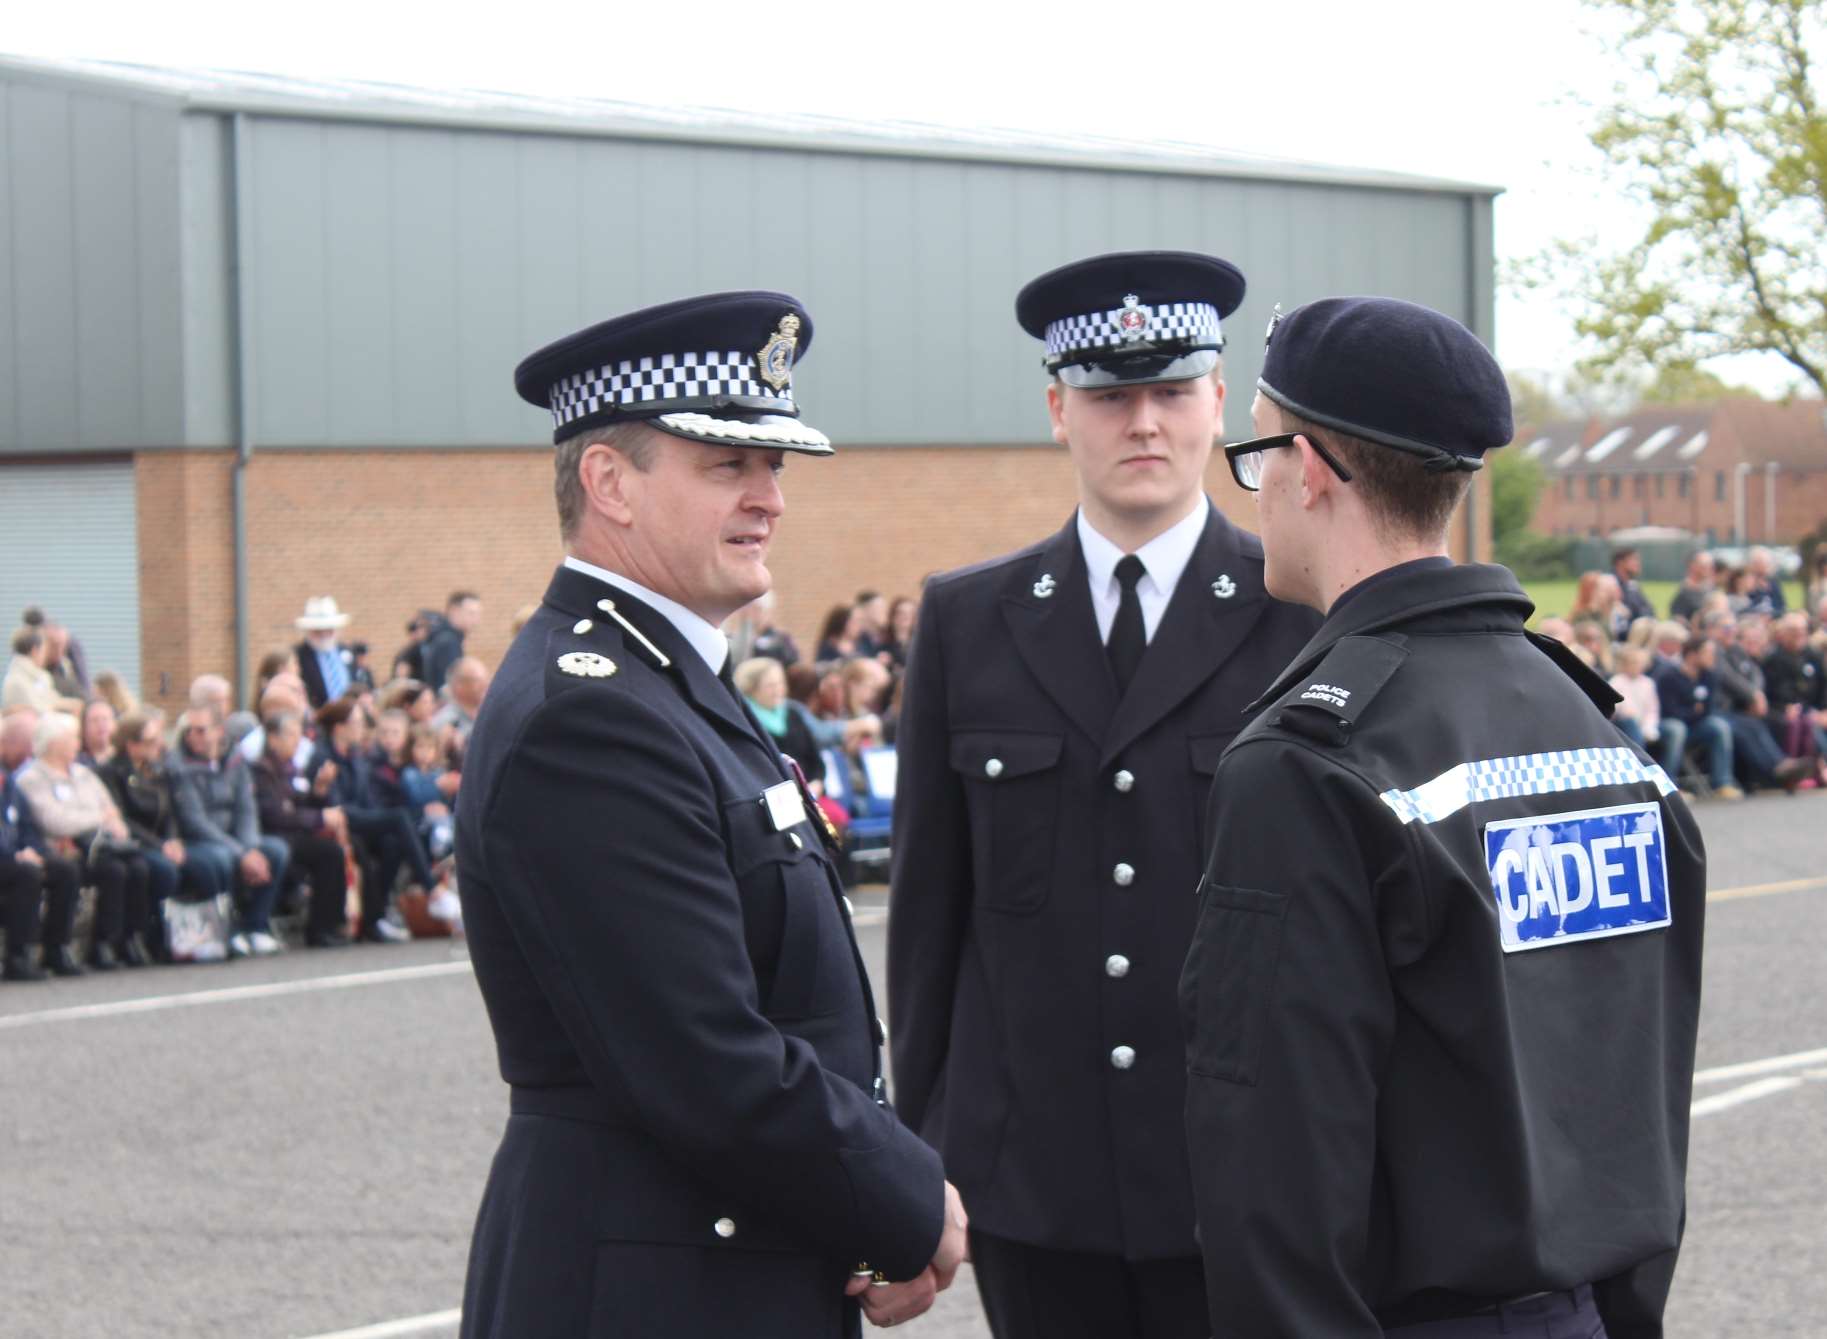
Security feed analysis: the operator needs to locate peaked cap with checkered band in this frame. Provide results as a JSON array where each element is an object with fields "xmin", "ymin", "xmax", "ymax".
[
  {"xmin": 514, "ymin": 291, "xmax": 833, "ymax": 454},
  {"xmin": 1015, "ymin": 250, "xmax": 1245, "ymax": 388}
]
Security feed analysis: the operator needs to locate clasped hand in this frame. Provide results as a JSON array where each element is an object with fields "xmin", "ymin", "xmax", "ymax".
[{"xmin": 844, "ymin": 1181, "xmax": 969, "ymax": 1328}]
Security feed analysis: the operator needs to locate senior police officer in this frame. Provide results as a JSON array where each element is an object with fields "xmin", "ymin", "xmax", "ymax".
[
  {"xmin": 1183, "ymin": 297, "xmax": 1706, "ymax": 1338},
  {"xmin": 889, "ymin": 252, "xmax": 1319, "ymax": 1339},
  {"xmin": 458, "ymin": 292, "xmax": 967, "ymax": 1339}
]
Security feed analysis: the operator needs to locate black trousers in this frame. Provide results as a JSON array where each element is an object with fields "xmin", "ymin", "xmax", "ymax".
[
  {"xmin": 283, "ymin": 831, "xmax": 349, "ymax": 935},
  {"xmin": 969, "ymin": 1230, "xmax": 1207, "ymax": 1339},
  {"xmin": 82, "ymin": 850, "xmax": 148, "ymax": 951},
  {"xmin": 1383, "ymin": 1285, "xmax": 1606, "ymax": 1338},
  {"xmin": 0, "ymin": 855, "xmax": 80, "ymax": 954}
]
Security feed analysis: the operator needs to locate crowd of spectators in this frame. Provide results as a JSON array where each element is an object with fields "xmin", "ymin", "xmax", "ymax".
[
  {"xmin": 0, "ymin": 595, "xmax": 480, "ymax": 983},
  {"xmin": 1540, "ymin": 546, "xmax": 1827, "ymax": 801}
]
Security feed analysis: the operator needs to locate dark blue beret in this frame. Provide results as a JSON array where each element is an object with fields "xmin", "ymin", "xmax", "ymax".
[
  {"xmin": 514, "ymin": 291, "xmax": 832, "ymax": 454},
  {"xmin": 1258, "ymin": 297, "xmax": 1511, "ymax": 468},
  {"xmin": 1015, "ymin": 250, "xmax": 1246, "ymax": 387}
]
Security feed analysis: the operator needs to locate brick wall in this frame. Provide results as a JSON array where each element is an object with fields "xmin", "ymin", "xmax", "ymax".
[{"xmin": 133, "ymin": 441, "xmax": 1488, "ymax": 710}]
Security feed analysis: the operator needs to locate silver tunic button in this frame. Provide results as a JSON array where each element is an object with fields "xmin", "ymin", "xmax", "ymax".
[
  {"xmin": 843, "ymin": 895, "xmax": 854, "ymax": 915},
  {"xmin": 1113, "ymin": 769, "xmax": 1135, "ymax": 793},
  {"xmin": 1105, "ymin": 954, "xmax": 1130, "ymax": 979},
  {"xmin": 714, "ymin": 1217, "xmax": 737, "ymax": 1238},
  {"xmin": 572, "ymin": 619, "xmax": 593, "ymax": 634},
  {"xmin": 1112, "ymin": 863, "xmax": 1135, "ymax": 887},
  {"xmin": 984, "ymin": 758, "xmax": 1004, "ymax": 779},
  {"xmin": 1110, "ymin": 1046, "xmax": 1136, "ymax": 1071},
  {"xmin": 788, "ymin": 832, "xmax": 803, "ymax": 850}
]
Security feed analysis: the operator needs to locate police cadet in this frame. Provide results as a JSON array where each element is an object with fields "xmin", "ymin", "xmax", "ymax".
[
  {"xmin": 457, "ymin": 292, "xmax": 967, "ymax": 1339},
  {"xmin": 1183, "ymin": 297, "xmax": 1706, "ymax": 1338},
  {"xmin": 889, "ymin": 252, "xmax": 1318, "ymax": 1339}
]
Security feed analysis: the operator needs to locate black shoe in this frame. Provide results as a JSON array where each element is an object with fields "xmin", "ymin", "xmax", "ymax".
[
  {"xmin": 46, "ymin": 946, "xmax": 84, "ymax": 977},
  {"xmin": 87, "ymin": 942, "xmax": 120, "ymax": 972},
  {"xmin": 120, "ymin": 935, "xmax": 151, "ymax": 968},
  {"xmin": 3, "ymin": 954, "xmax": 47, "ymax": 982},
  {"xmin": 305, "ymin": 929, "xmax": 351, "ymax": 948}
]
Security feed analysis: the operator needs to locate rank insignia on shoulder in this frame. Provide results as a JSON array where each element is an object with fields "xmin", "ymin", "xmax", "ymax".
[{"xmin": 557, "ymin": 651, "xmax": 617, "ymax": 678}]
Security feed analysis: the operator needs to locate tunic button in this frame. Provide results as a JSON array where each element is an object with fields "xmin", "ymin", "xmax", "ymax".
[
  {"xmin": 1105, "ymin": 954, "xmax": 1130, "ymax": 978},
  {"xmin": 843, "ymin": 895, "xmax": 854, "ymax": 915},
  {"xmin": 788, "ymin": 832, "xmax": 803, "ymax": 850},
  {"xmin": 572, "ymin": 619, "xmax": 593, "ymax": 634},
  {"xmin": 984, "ymin": 758, "xmax": 1004, "ymax": 779},
  {"xmin": 1112, "ymin": 863, "xmax": 1135, "ymax": 887},
  {"xmin": 714, "ymin": 1217, "xmax": 737, "ymax": 1238},
  {"xmin": 1110, "ymin": 1046, "xmax": 1136, "ymax": 1071},
  {"xmin": 1113, "ymin": 769, "xmax": 1135, "ymax": 793}
]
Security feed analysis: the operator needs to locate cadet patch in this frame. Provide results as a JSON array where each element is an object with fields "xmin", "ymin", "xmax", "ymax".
[
  {"xmin": 1273, "ymin": 635, "xmax": 1409, "ymax": 746},
  {"xmin": 1484, "ymin": 801, "xmax": 1671, "ymax": 953},
  {"xmin": 556, "ymin": 651, "xmax": 617, "ymax": 678}
]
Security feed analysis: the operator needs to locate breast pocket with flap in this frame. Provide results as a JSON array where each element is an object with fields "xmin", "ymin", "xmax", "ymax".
[{"xmin": 948, "ymin": 730, "xmax": 1065, "ymax": 915}]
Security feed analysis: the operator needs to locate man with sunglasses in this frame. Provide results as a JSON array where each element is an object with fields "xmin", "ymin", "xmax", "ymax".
[
  {"xmin": 1184, "ymin": 297, "xmax": 1705, "ymax": 1338},
  {"xmin": 889, "ymin": 252, "xmax": 1317, "ymax": 1339}
]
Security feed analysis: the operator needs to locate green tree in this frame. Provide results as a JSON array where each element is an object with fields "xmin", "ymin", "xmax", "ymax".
[
  {"xmin": 1566, "ymin": 0, "xmax": 1827, "ymax": 394},
  {"xmin": 1490, "ymin": 448, "xmax": 1546, "ymax": 544}
]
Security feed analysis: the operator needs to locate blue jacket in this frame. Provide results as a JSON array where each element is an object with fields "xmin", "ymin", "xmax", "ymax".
[{"xmin": 0, "ymin": 768, "xmax": 49, "ymax": 865}]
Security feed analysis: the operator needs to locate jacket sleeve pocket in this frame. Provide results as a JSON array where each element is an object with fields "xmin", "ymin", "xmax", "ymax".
[{"xmin": 1180, "ymin": 883, "xmax": 1289, "ymax": 1086}]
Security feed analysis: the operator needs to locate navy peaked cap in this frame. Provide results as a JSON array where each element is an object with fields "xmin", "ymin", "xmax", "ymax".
[
  {"xmin": 1258, "ymin": 297, "xmax": 1512, "ymax": 464},
  {"xmin": 1015, "ymin": 250, "xmax": 1246, "ymax": 388},
  {"xmin": 513, "ymin": 291, "xmax": 832, "ymax": 454}
]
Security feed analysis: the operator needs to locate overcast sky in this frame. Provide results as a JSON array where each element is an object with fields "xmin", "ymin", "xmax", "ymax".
[{"xmin": 6, "ymin": 0, "xmax": 1792, "ymax": 397}]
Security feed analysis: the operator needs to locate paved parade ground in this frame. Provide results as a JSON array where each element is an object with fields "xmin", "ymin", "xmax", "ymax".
[{"xmin": 1, "ymin": 793, "xmax": 1822, "ymax": 1338}]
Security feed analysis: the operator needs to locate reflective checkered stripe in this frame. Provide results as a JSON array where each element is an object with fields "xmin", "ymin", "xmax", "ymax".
[
  {"xmin": 1045, "ymin": 302, "xmax": 1222, "ymax": 357},
  {"xmin": 548, "ymin": 351, "xmax": 795, "ymax": 430},
  {"xmin": 1378, "ymin": 748, "xmax": 1678, "ymax": 826}
]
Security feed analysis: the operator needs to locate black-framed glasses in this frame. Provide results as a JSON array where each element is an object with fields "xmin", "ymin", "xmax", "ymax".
[{"xmin": 1223, "ymin": 432, "xmax": 1353, "ymax": 493}]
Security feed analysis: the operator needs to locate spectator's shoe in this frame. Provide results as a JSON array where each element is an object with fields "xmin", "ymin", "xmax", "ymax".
[
  {"xmin": 361, "ymin": 918, "xmax": 412, "ymax": 944},
  {"xmin": 120, "ymin": 936, "xmax": 152, "ymax": 968},
  {"xmin": 45, "ymin": 946, "xmax": 83, "ymax": 977},
  {"xmin": 1774, "ymin": 757, "xmax": 1813, "ymax": 793},
  {"xmin": 248, "ymin": 932, "xmax": 283, "ymax": 956},
  {"xmin": 1713, "ymin": 785, "xmax": 1745, "ymax": 801},
  {"xmin": 228, "ymin": 932, "xmax": 253, "ymax": 958},
  {"xmin": 305, "ymin": 929, "xmax": 352, "ymax": 948},
  {"xmin": 3, "ymin": 953, "xmax": 47, "ymax": 982},
  {"xmin": 87, "ymin": 943, "xmax": 120, "ymax": 972}
]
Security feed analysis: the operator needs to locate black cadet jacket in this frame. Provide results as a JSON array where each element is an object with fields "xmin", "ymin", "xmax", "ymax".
[
  {"xmin": 889, "ymin": 505, "xmax": 1319, "ymax": 1259},
  {"xmin": 456, "ymin": 565, "xmax": 943, "ymax": 1339},
  {"xmin": 1183, "ymin": 562, "xmax": 1705, "ymax": 1339}
]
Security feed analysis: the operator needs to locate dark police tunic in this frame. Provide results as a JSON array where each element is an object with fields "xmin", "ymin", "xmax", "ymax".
[
  {"xmin": 1183, "ymin": 562, "xmax": 1705, "ymax": 1338},
  {"xmin": 889, "ymin": 505, "xmax": 1318, "ymax": 1264},
  {"xmin": 458, "ymin": 564, "xmax": 943, "ymax": 1339}
]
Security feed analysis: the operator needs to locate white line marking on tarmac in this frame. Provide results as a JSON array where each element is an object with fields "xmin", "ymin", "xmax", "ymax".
[
  {"xmin": 1690, "ymin": 1075, "xmax": 1807, "ymax": 1119},
  {"xmin": 1708, "ymin": 874, "xmax": 1827, "ymax": 902},
  {"xmin": 0, "ymin": 960, "xmax": 473, "ymax": 1032},
  {"xmin": 293, "ymin": 1306, "xmax": 461, "ymax": 1339},
  {"xmin": 1692, "ymin": 1045, "xmax": 1827, "ymax": 1086}
]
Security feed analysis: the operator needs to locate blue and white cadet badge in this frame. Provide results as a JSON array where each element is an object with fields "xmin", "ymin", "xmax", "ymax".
[
  {"xmin": 1484, "ymin": 801, "xmax": 1671, "ymax": 953},
  {"xmin": 1117, "ymin": 294, "xmax": 1151, "ymax": 343},
  {"xmin": 756, "ymin": 312, "xmax": 801, "ymax": 391}
]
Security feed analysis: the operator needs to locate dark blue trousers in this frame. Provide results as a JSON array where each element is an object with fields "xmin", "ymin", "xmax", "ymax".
[{"xmin": 1384, "ymin": 1285, "xmax": 1605, "ymax": 1338}]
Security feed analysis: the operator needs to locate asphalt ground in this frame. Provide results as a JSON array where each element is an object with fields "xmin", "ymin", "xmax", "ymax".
[{"xmin": 0, "ymin": 790, "xmax": 1822, "ymax": 1338}]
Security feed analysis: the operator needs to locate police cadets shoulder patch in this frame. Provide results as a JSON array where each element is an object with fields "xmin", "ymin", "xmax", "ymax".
[
  {"xmin": 1274, "ymin": 634, "xmax": 1409, "ymax": 746},
  {"xmin": 556, "ymin": 651, "xmax": 617, "ymax": 678}
]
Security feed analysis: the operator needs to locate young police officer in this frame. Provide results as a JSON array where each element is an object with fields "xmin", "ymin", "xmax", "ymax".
[
  {"xmin": 459, "ymin": 293, "xmax": 966, "ymax": 1338},
  {"xmin": 1184, "ymin": 297, "xmax": 1706, "ymax": 1338},
  {"xmin": 889, "ymin": 252, "xmax": 1318, "ymax": 1339}
]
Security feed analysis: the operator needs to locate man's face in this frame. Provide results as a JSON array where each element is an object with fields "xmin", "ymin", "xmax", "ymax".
[
  {"xmin": 185, "ymin": 717, "xmax": 222, "ymax": 760},
  {"xmin": 127, "ymin": 718, "xmax": 164, "ymax": 767},
  {"xmin": 1616, "ymin": 552, "xmax": 1640, "ymax": 580},
  {"xmin": 1047, "ymin": 373, "xmax": 1222, "ymax": 523},
  {"xmin": 307, "ymin": 628, "xmax": 338, "ymax": 651},
  {"xmin": 1690, "ymin": 554, "xmax": 1715, "ymax": 585},
  {"xmin": 619, "ymin": 438, "xmax": 787, "ymax": 623},
  {"xmin": 0, "ymin": 712, "xmax": 37, "ymax": 770},
  {"xmin": 450, "ymin": 598, "xmax": 482, "ymax": 634},
  {"xmin": 1690, "ymin": 642, "xmax": 1716, "ymax": 673},
  {"xmin": 452, "ymin": 666, "xmax": 488, "ymax": 710},
  {"xmin": 1708, "ymin": 618, "xmax": 1737, "ymax": 647},
  {"xmin": 1245, "ymin": 392, "xmax": 1311, "ymax": 604}
]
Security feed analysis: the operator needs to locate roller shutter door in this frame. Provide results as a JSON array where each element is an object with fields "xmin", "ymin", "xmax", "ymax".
[{"xmin": 0, "ymin": 459, "xmax": 141, "ymax": 696}]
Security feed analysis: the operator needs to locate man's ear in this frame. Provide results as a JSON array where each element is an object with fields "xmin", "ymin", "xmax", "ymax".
[
  {"xmin": 1295, "ymin": 434, "xmax": 1334, "ymax": 510},
  {"xmin": 1045, "ymin": 381, "xmax": 1070, "ymax": 446},
  {"xmin": 580, "ymin": 442, "xmax": 635, "ymax": 527}
]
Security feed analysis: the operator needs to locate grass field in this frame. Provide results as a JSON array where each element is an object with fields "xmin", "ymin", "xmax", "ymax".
[{"xmin": 1517, "ymin": 576, "xmax": 1805, "ymax": 626}]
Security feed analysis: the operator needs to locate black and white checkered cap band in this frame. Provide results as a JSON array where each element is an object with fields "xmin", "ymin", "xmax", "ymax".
[
  {"xmin": 547, "ymin": 350, "xmax": 795, "ymax": 430},
  {"xmin": 1044, "ymin": 302, "xmax": 1223, "ymax": 360}
]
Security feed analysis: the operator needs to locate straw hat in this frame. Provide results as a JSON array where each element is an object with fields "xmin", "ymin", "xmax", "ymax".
[{"xmin": 294, "ymin": 596, "xmax": 351, "ymax": 631}]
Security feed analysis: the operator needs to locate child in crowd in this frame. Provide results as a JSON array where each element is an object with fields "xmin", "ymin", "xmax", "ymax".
[
  {"xmin": 401, "ymin": 724, "xmax": 456, "ymax": 862},
  {"xmin": 1609, "ymin": 644, "xmax": 1659, "ymax": 752}
]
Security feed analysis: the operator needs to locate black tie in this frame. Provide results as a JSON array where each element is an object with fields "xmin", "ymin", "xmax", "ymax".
[{"xmin": 1108, "ymin": 554, "xmax": 1147, "ymax": 696}]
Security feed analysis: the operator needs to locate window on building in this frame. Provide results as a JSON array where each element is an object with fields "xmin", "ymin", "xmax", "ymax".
[
  {"xmin": 1715, "ymin": 470, "xmax": 1727, "ymax": 501},
  {"xmin": 1634, "ymin": 475, "xmax": 1646, "ymax": 499},
  {"xmin": 1610, "ymin": 475, "xmax": 1622, "ymax": 498},
  {"xmin": 1564, "ymin": 475, "xmax": 1574, "ymax": 500},
  {"xmin": 1656, "ymin": 474, "xmax": 1666, "ymax": 499},
  {"xmin": 1678, "ymin": 473, "xmax": 1691, "ymax": 498},
  {"xmin": 1586, "ymin": 475, "xmax": 1599, "ymax": 499}
]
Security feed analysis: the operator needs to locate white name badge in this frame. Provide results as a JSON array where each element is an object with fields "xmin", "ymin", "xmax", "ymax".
[
  {"xmin": 1484, "ymin": 801, "xmax": 1672, "ymax": 953},
  {"xmin": 292, "ymin": 775, "xmax": 309, "ymax": 793},
  {"xmin": 760, "ymin": 780, "xmax": 807, "ymax": 832}
]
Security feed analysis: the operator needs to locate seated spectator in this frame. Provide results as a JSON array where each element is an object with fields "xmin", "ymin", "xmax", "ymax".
[
  {"xmin": 1608, "ymin": 646, "xmax": 1659, "ymax": 752},
  {"xmin": 378, "ymin": 678, "xmax": 439, "ymax": 726},
  {"xmin": 188, "ymin": 674, "xmax": 232, "ymax": 724},
  {"xmin": 749, "ymin": 592, "xmax": 802, "ymax": 669},
  {"xmin": 292, "ymin": 596, "xmax": 357, "ymax": 709},
  {"xmin": 431, "ymin": 658, "xmax": 489, "ymax": 757},
  {"xmin": 4, "ymin": 627, "xmax": 84, "ymax": 716},
  {"xmin": 1653, "ymin": 634, "xmax": 1739, "ymax": 798},
  {"xmin": 1744, "ymin": 547, "xmax": 1787, "ymax": 617},
  {"xmin": 99, "ymin": 708, "xmax": 218, "ymax": 957},
  {"xmin": 1568, "ymin": 571, "xmax": 1622, "ymax": 641},
  {"xmin": 1669, "ymin": 551, "xmax": 1716, "ymax": 624},
  {"xmin": 1571, "ymin": 621, "xmax": 1614, "ymax": 676},
  {"xmin": 77, "ymin": 698, "xmax": 117, "ymax": 771},
  {"xmin": 1612, "ymin": 547, "xmax": 1657, "ymax": 627},
  {"xmin": 393, "ymin": 610, "xmax": 438, "ymax": 682},
  {"xmin": 346, "ymin": 641, "xmax": 377, "ymax": 695},
  {"xmin": 252, "ymin": 648, "xmax": 298, "ymax": 712},
  {"xmin": 840, "ymin": 656, "xmax": 893, "ymax": 724},
  {"xmin": 1623, "ymin": 616, "xmax": 1658, "ymax": 650},
  {"xmin": 852, "ymin": 591, "xmax": 889, "ymax": 660},
  {"xmin": 815, "ymin": 604, "xmax": 864, "ymax": 665},
  {"xmin": 401, "ymin": 723, "xmax": 457, "ymax": 860},
  {"xmin": 20, "ymin": 607, "xmax": 91, "ymax": 696},
  {"xmin": 1535, "ymin": 616, "xmax": 1577, "ymax": 649},
  {"xmin": 1721, "ymin": 566, "xmax": 1755, "ymax": 616},
  {"xmin": 420, "ymin": 591, "xmax": 482, "ymax": 692},
  {"xmin": 91, "ymin": 670, "xmax": 139, "ymax": 717},
  {"xmin": 1763, "ymin": 612, "xmax": 1827, "ymax": 781},
  {"xmin": 171, "ymin": 707, "xmax": 291, "ymax": 957},
  {"xmin": 1, "ymin": 707, "xmax": 81, "ymax": 979},
  {"xmin": 884, "ymin": 596, "xmax": 918, "ymax": 670},
  {"xmin": 223, "ymin": 711, "xmax": 260, "ymax": 759},
  {"xmin": 236, "ymin": 672, "xmax": 314, "ymax": 766},
  {"xmin": 1703, "ymin": 611, "xmax": 1811, "ymax": 793},
  {"xmin": 309, "ymin": 699, "xmax": 422, "ymax": 943},
  {"xmin": 1648, "ymin": 620, "xmax": 1689, "ymax": 671},
  {"xmin": 736, "ymin": 657, "xmax": 825, "ymax": 783},
  {"xmin": 14, "ymin": 712, "xmax": 152, "ymax": 968},
  {"xmin": 251, "ymin": 710, "xmax": 352, "ymax": 948}
]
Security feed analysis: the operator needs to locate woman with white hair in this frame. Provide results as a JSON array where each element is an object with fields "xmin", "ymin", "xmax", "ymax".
[{"xmin": 14, "ymin": 712, "xmax": 152, "ymax": 969}]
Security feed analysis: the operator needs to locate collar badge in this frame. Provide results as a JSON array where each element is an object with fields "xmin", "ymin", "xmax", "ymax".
[
  {"xmin": 557, "ymin": 651, "xmax": 617, "ymax": 678},
  {"xmin": 757, "ymin": 313, "xmax": 801, "ymax": 391},
  {"xmin": 1033, "ymin": 573, "xmax": 1057, "ymax": 599},
  {"xmin": 1212, "ymin": 574, "xmax": 1237, "ymax": 599}
]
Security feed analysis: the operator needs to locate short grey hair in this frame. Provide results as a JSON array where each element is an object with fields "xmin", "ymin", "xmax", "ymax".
[
  {"xmin": 32, "ymin": 711, "xmax": 79, "ymax": 758},
  {"xmin": 554, "ymin": 421, "xmax": 661, "ymax": 541}
]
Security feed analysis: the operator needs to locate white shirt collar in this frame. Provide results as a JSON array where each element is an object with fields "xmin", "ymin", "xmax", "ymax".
[
  {"xmin": 1077, "ymin": 500, "xmax": 1209, "ymax": 640},
  {"xmin": 563, "ymin": 555, "xmax": 731, "ymax": 674}
]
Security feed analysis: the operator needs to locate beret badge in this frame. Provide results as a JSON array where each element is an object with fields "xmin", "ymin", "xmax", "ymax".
[{"xmin": 757, "ymin": 313, "xmax": 801, "ymax": 391}]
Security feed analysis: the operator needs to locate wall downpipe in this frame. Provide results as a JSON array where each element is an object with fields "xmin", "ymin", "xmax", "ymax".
[{"xmin": 229, "ymin": 112, "xmax": 255, "ymax": 706}]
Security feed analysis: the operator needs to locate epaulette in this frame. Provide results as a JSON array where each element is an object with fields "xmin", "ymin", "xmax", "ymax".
[
  {"xmin": 1525, "ymin": 630, "xmax": 1624, "ymax": 714},
  {"xmin": 1271, "ymin": 634, "xmax": 1409, "ymax": 747}
]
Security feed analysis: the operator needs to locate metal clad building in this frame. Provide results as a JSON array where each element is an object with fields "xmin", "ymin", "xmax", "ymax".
[{"xmin": 0, "ymin": 55, "xmax": 1500, "ymax": 707}]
